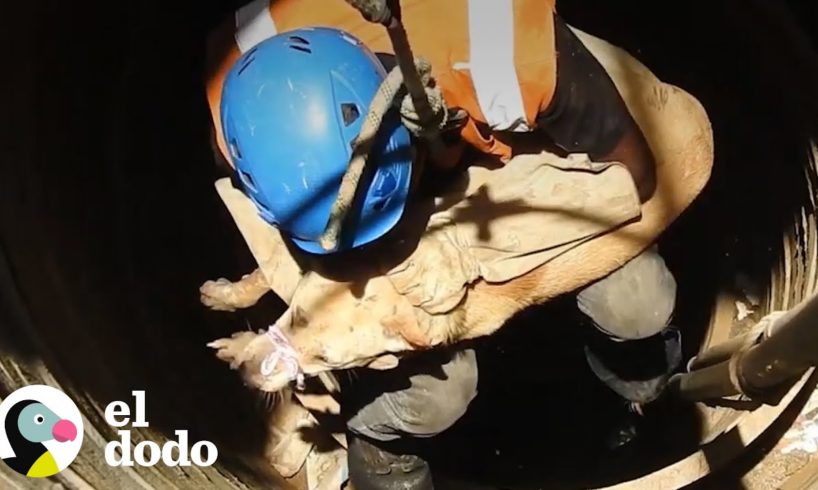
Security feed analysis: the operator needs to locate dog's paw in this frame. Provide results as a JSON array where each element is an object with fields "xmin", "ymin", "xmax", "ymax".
[
  {"xmin": 200, "ymin": 278, "xmax": 244, "ymax": 311},
  {"xmin": 208, "ymin": 331, "xmax": 291, "ymax": 392},
  {"xmin": 208, "ymin": 331, "xmax": 258, "ymax": 368}
]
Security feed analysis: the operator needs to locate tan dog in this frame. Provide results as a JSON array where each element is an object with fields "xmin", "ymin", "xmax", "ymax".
[
  {"xmin": 205, "ymin": 271, "xmax": 437, "ymax": 393},
  {"xmin": 205, "ymin": 28, "xmax": 714, "ymax": 394}
]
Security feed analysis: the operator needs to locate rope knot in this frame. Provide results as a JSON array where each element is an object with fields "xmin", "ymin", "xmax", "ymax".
[
  {"xmin": 398, "ymin": 58, "xmax": 449, "ymax": 139},
  {"xmin": 344, "ymin": 0, "xmax": 393, "ymax": 25}
]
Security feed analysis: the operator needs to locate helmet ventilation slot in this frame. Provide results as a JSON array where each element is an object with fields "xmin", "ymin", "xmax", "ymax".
[
  {"xmin": 288, "ymin": 35, "xmax": 310, "ymax": 45},
  {"xmin": 237, "ymin": 55, "xmax": 256, "ymax": 76},
  {"xmin": 229, "ymin": 138, "xmax": 243, "ymax": 160},
  {"xmin": 239, "ymin": 170, "xmax": 257, "ymax": 192},
  {"xmin": 372, "ymin": 198, "xmax": 388, "ymax": 211},
  {"xmin": 341, "ymin": 103, "xmax": 360, "ymax": 126}
]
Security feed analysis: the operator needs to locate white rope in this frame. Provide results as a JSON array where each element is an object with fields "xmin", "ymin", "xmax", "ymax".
[{"xmin": 261, "ymin": 323, "xmax": 305, "ymax": 389}]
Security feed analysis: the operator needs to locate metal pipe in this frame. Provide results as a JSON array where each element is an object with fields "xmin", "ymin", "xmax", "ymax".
[
  {"xmin": 672, "ymin": 291, "xmax": 818, "ymax": 402},
  {"xmin": 687, "ymin": 313, "xmax": 780, "ymax": 371},
  {"xmin": 737, "ymin": 292, "xmax": 818, "ymax": 394},
  {"xmin": 686, "ymin": 331, "xmax": 758, "ymax": 372},
  {"xmin": 669, "ymin": 356, "xmax": 743, "ymax": 401}
]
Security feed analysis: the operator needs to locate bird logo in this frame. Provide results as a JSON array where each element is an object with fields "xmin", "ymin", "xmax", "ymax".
[{"xmin": 0, "ymin": 385, "xmax": 83, "ymax": 478}]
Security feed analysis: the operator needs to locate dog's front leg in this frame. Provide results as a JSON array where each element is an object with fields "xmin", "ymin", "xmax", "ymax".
[{"xmin": 200, "ymin": 268, "xmax": 272, "ymax": 311}]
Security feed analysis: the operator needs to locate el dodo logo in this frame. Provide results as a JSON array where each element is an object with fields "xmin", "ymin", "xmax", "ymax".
[
  {"xmin": 0, "ymin": 385, "xmax": 82, "ymax": 478},
  {"xmin": 103, "ymin": 391, "xmax": 218, "ymax": 467}
]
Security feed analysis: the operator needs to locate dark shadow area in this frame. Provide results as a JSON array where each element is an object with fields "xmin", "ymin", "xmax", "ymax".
[
  {"xmin": 1, "ymin": 0, "xmax": 817, "ymax": 488},
  {"xmin": 0, "ymin": 245, "xmax": 43, "ymax": 362},
  {"xmin": 1, "ymin": 0, "xmax": 285, "ymax": 483}
]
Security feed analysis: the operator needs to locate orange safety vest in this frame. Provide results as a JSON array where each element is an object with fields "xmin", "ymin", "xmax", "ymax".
[{"xmin": 205, "ymin": 0, "xmax": 557, "ymax": 167}]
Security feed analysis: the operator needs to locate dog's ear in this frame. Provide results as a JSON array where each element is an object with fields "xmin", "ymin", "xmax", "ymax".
[{"xmin": 367, "ymin": 354, "xmax": 400, "ymax": 370}]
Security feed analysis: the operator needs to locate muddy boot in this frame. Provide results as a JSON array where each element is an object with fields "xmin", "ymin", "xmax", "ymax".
[
  {"xmin": 347, "ymin": 433, "xmax": 434, "ymax": 490},
  {"xmin": 584, "ymin": 327, "xmax": 682, "ymax": 450}
]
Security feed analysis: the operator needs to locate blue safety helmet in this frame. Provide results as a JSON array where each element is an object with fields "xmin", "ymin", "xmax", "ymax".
[{"xmin": 220, "ymin": 27, "xmax": 413, "ymax": 254}]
